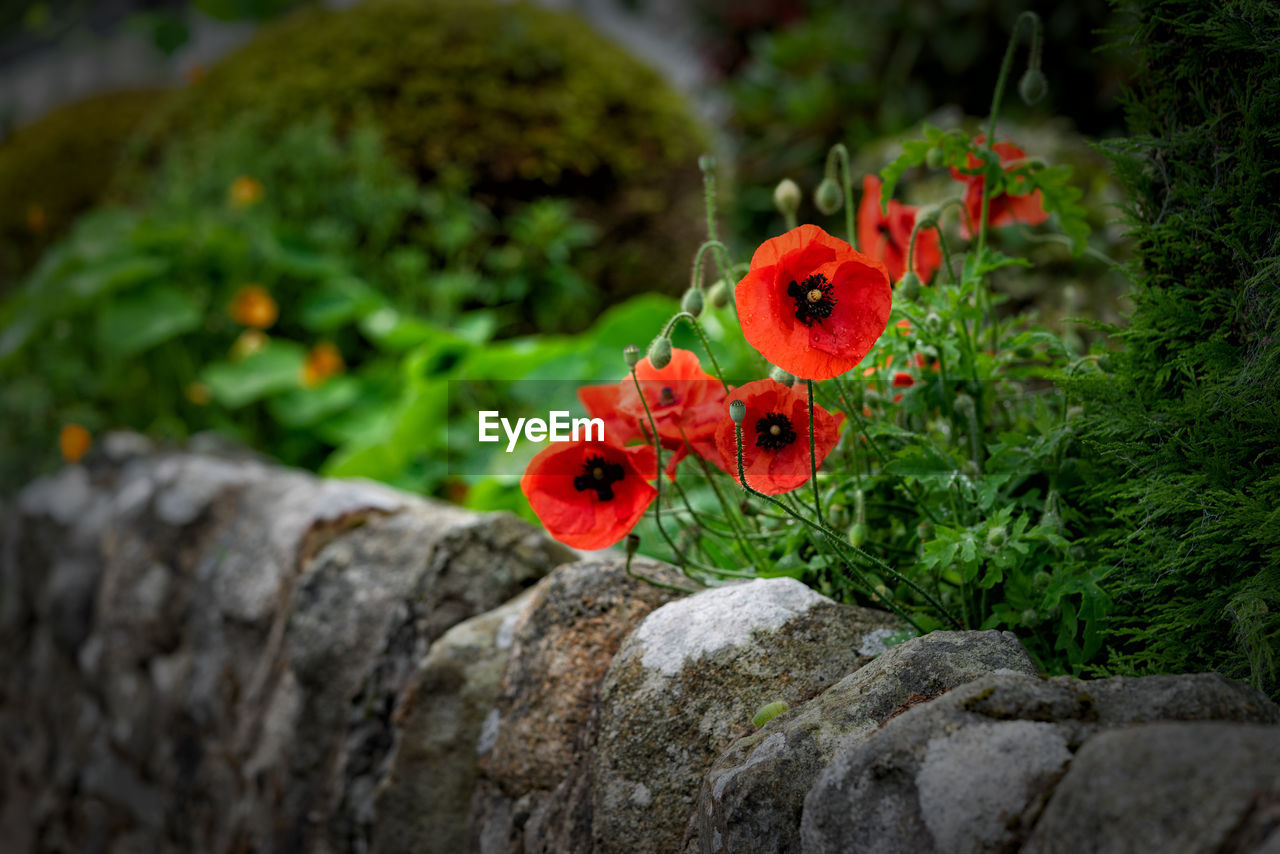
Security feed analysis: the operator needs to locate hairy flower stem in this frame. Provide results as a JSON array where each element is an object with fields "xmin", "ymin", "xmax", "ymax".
[
  {"xmin": 700, "ymin": 164, "xmax": 735, "ymax": 297},
  {"xmin": 823, "ymin": 143, "xmax": 857, "ymax": 248},
  {"xmin": 807, "ymin": 379, "xmax": 824, "ymax": 525},
  {"xmin": 734, "ymin": 424, "xmax": 960, "ymax": 630},
  {"xmin": 977, "ymin": 11, "xmax": 1043, "ymax": 337},
  {"xmin": 630, "ymin": 368, "xmax": 708, "ymax": 578},
  {"xmin": 625, "ymin": 548, "xmax": 699, "ymax": 593},
  {"xmin": 661, "ymin": 312, "xmax": 731, "ymax": 394},
  {"xmin": 690, "ymin": 239, "xmax": 731, "ymax": 292}
]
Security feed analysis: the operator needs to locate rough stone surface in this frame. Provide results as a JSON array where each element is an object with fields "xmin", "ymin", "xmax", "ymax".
[
  {"xmin": 371, "ymin": 587, "xmax": 535, "ymax": 854},
  {"xmin": 1022, "ymin": 722, "xmax": 1280, "ymax": 854},
  {"xmin": 0, "ymin": 437, "xmax": 573, "ymax": 853},
  {"xmin": 800, "ymin": 671, "xmax": 1280, "ymax": 854},
  {"xmin": 592, "ymin": 576, "xmax": 903, "ymax": 854},
  {"xmin": 695, "ymin": 630, "xmax": 1037, "ymax": 854},
  {"xmin": 469, "ymin": 557, "xmax": 694, "ymax": 854}
]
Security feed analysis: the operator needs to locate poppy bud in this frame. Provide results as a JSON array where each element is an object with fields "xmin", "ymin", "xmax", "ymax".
[
  {"xmin": 924, "ymin": 312, "xmax": 943, "ymax": 334},
  {"xmin": 814, "ymin": 177, "xmax": 843, "ymax": 215},
  {"xmin": 848, "ymin": 522, "xmax": 868, "ymax": 548},
  {"xmin": 625, "ymin": 533, "xmax": 641, "ymax": 557},
  {"xmin": 986, "ymin": 525, "xmax": 1008, "ymax": 548},
  {"xmin": 773, "ymin": 178, "xmax": 802, "ymax": 218},
  {"xmin": 1032, "ymin": 570, "xmax": 1051, "ymax": 590},
  {"xmin": 827, "ymin": 503, "xmax": 850, "ymax": 529},
  {"xmin": 954, "ymin": 392, "xmax": 976, "ymax": 419},
  {"xmin": 768, "ymin": 365, "xmax": 795, "ymax": 387},
  {"xmin": 698, "ymin": 154, "xmax": 716, "ymax": 173},
  {"xmin": 648, "ymin": 336, "xmax": 672, "ymax": 369},
  {"xmin": 1020, "ymin": 608, "xmax": 1041, "ymax": 627},
  {"xmin": 729, "ymin": 399, "xmax": 746, "ymax": 424},
  {"xmin": 898, "ymin": 271, "xmax": 921, "ymax": 301},
  {"xmin": 681, "ymin": 287, "xmax": 704, "ymax": 317},
  {"xmin": 708, "ymin": 279, "xmax": 731, "ymax": 309},
  {"xmin": 1018, "ymin": 69, "xmax": 1048, "ymax": 105},
  {"xmin": 624, "ymin": 344, "xmax": 641, "ymax": 367},
  {"xmin": 925, "ymin": 146, "xmax": 945, "ymax": 169}
]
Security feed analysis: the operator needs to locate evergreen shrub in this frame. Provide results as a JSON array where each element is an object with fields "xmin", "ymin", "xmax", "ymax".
[{"xmin": 1074, "ymin": 0, "xmax": 1280, "ymax": 697}]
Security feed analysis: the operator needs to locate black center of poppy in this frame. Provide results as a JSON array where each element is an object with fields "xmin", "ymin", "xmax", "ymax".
[
  {"xmin": 786, "ymin": 273, "xmax": 837, "ymax": 327},
  {"xmin": 574, "ymin": 455, "xmax": 625, "ymax": 501},
  {"xmin": 755, "ymin": 413, "xmax": 797, "ymax": 451},
  {"xmin": 659, "ymin": 386, "xmax": 676, "ymax": 406}
]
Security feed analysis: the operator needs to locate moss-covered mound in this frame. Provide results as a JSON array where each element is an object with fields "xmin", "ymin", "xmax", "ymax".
[
  {"xmin": 0, "ymin": 89, "xmax": 166, "ymax": 290},
  {"xmin": 127, "ymin": 0, "xmax": 709, "ymax": 303}
]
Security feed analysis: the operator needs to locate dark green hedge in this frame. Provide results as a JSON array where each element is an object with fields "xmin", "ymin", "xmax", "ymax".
[
  {"xmin": 0, "ymin": 90, "xmax": 166, "ymax": 290},
  {"xmin": 124, "ymin": 0, "xmax": 709, "ymax": 306},
  {"xmin": 1076, "ymin": 0, "xmax": 1280, "ymax": 695}
]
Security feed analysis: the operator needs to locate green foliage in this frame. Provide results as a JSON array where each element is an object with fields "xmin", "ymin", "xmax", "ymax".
[
  {"xmin": 1071, "ymin": 0, "xmax": 1280, "ymax": 697},
  {"xmin": 610, "ymin": 121, "xmax": 1105, "ymax": 674},
  {"xmin": 717, "ymin": 0, "xmax": 1128, "ymax": 241},
  {"xmin": 883, "ymin": 125, "xmax": 1090, "ymax": 256},
  {"xmin": 124, "ymin": 0, "xmax": 708, "ymax": 306},
  {"xmin": 0, "ymin": 90, "xmax": 166, "ymax": 288},
  {"xmin": 0, "ymin": 116, "xmax": 605, "ymax": 492}
]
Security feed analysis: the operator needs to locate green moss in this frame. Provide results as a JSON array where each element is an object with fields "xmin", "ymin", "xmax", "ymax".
[
  {"xmin": 1073, "ymin": 0, "xmax": 1280, "ymax": 699},
  {"xmin": 0, "ymin": 90, "xmax": 166, "ymax": 290},
  {"xmin": 125, "ymin": 0, "xmax": 709, "ymax": 302}
]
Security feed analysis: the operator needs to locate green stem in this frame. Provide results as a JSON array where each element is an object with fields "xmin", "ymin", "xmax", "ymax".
[
  {"xmin": 824, "ymin": 143, "xmax": 857, "ymax": 248},
  {"xmin": 630, "ymin": 367, "xmax": 686, "ymax": 566},
  {"xmin": 660, "ymin": 312, "xmax": 730, "ymax": 395},
  {"xmin": 690, "ymin": 239, "xmax": 731, "ymax": 292},
  {"xmin": 807, "ymin": 379, "xmax": 824, "ymax": 525},
  {"xmin": 733, "ymin": 424, "xmax": 960, "ymax": 630},
  {"xmin": 625, "ymin": 549, "xmax": 699, "ymax": 593}
]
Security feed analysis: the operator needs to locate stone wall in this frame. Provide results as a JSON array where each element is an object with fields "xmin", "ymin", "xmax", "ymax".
[{"xmin": 2, "ymin": 438, "xmax": 1277, "ymax": 853}]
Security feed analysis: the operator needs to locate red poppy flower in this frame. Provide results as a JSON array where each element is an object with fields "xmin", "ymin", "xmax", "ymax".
[
  {"xmin": 521, "ymin": 439, "xmax": 658, "ymax": 550},
  {"xmin": 857, "ymin": 175, "xmax": 942, "ymax": 283},
  {"xmin": 736, "ymin": 225, "xmax": 892, "ymax": 381},
  {"xmin": 612, "ymin": 347, "xmax": 728, "ymax": 477},
  {"xmin": 892, "ymin": 371, "xmax": 915, "ymax": 388},
  {"xmin": 950, "ymin": 137, "xmax": 1049, "ymax": 237},
  {"xmin": 714, "ymin": 378, "xmax": 844, "ymax": 495},
  {"xmin": 577, "ymin": 383, "xmax": 644, "ymax": 446}
]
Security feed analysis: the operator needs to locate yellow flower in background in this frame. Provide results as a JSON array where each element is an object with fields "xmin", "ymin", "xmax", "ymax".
[
  {"xmin": 230, "ymin": 329, "xmax": 268, "ymax": 361},
  {"xmin": 229, "ymin": 175, "xmax": 264, "ymax": 207},
  {"xmin": 27, "ymin": 204, "xmax": 47, "ymax": 234},
  {"xmin": 59, "ymin": 423, "xmax": 91, "ymax": 463},
  {"xmin": 229, "ymin": 284, "xmax": 277, "ymax": 329},
  {"xmin": 186, "ymin": 382, "xmax": 212, "ymax": 406},
  {"xmin": 303, "ymin": 341, "xmax": 345, "ymax": 387}
]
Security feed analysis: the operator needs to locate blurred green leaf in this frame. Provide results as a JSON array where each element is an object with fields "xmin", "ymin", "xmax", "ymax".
[
  {"xmin": 96, "ymin": 284, "xmax": 204, "ymax": 356},
  {"xmin": 201, "ymin": 339, "xmax": 305, "ymax": 407},
  {"xmin": 299, "ymin": 276, "xmax": 384, "ymax": 331},
  {"xmin": 267, "ymin": 375, "xmax": 363, "ymax": 428}
]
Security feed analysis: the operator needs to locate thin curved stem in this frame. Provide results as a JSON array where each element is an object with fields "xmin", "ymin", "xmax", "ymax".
[
  {"xmin": 807, "ymin": 379, "xmax": 824, "ymax": 525},
  {"xmin": 824, "ymin": 143, "xmax": 857, "ymax": 248},
  {"xmin": 733, "ymin": 424, "xmax": 959, "ymax": 630}
]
